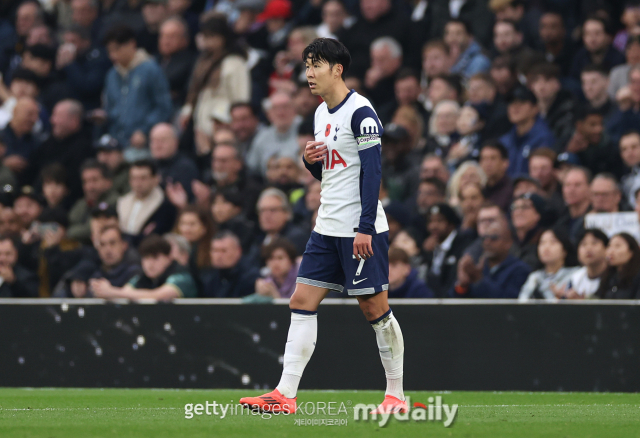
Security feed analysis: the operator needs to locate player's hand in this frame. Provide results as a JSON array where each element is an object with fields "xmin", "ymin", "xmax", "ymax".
[
  {"xmin": 304, "ymin": 141, "xmax": 327, "ymax": 164},
  {"xmin": 353, "ymin": 232, "xmax": 373, "ymax": 260}
]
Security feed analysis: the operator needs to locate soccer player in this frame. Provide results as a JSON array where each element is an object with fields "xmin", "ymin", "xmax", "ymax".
[{"xmin": 239, "ymin": 38, "xmax": 406, "ymax": 414}]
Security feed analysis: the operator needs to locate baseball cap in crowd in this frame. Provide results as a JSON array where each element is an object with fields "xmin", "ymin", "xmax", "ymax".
[
  {"xmin": 555, "ymin": 152, "xmax": 581, "ymax": 167},
  {"xmin": 94, "ymin": 134, "xmax": 123, "ymax": 151},
  {"xmin": 236, "ymin": 0, "xmax": 265, "ymax": 11},
  {"xmin": 0, "ymin": 184, "xmax": 16, "ymax": 207},
  {"xmin": 382, "ymin": 123, "xmax": 409, "ymax": 141},
  {"xmin": 91, "ymin": 202, "xmax": 118, "ymax": 219},
  {"xmin": 257, "ymin": 0, "xmax": 292, "ymax": 22},
  {"xmin": 429, "ymin": 203, "xmax": 461, "ymax": 227},
  {"xmin": 15, "ymin": 186, "xmax": 45, "ymax": 206},
  {"xmin": 507, "ymin": 85, "xmax": 537, "ymax": 105}
]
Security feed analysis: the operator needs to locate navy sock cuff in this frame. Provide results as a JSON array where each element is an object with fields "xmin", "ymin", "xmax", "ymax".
[
  {"xmin": 369, "ymin": 308, "xmax": 392, "ymax": 325},
  {"xmin": 291, "ymin": 308, "xmax": 318, "ymax": 315}
]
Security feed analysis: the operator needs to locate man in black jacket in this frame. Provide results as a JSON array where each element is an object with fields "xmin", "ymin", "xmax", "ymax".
[
  {"xmin": 0, "ymin": 234, "xmax": 37, "ymax": 298},
  {"xmin": 27, "ymin": 99, "xmax": 94, "ymax": 203},
  {"xmin": 200, "ymin": 231, "xmax": 260, "ymax": 298},
  {"xmin": 156, "ymin": 17, "xmax": 197, "ymax": 108},
  {"xmin": 425, "ymin": 203, "xmax": 475, "ymax": 297}
]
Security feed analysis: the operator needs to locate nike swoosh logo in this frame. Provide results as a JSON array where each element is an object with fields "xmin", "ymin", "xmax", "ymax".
[
  {"xmin": 286, "ymin": 340, "xmax": 292, "ymax": 343},
  {"xmin": 352, "ymin": 278, "xmax": 368, "ymax": 285},
  {"xmin": 314, "ymin": 131, "xmax": 321, "ymax": 136}
]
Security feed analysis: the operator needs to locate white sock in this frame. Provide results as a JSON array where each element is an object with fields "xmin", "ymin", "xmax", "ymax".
[
  {"xmin": 275, "ymin": 310, "xmax": 317, "ymax": 398},
  {"xmin": 371, "ymin": 309, "xmax": 405, "ymax": 401}
]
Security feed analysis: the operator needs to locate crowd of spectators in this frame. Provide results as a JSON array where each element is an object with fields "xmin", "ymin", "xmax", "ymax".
[{"xmin": 1, "ymin": 0, "xmax": 640, "ymax": 301}]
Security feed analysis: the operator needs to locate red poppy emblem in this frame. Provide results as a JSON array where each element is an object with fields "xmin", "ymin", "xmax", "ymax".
[{"xmin": 325, "ymin": 124, "xmax": 331, "ymax": 137}]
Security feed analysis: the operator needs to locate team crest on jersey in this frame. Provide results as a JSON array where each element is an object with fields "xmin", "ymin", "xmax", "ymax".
[
  {"xmin": 325, "ymin": 124, "xmax": 331, "ymax": 137},
  {"xmin": 333, "ymin": 125, "xmax": 340, "ymax": 141},
  {"xmin": 356, "ymin": 117, "xmax": 380, "ymax": 146}
]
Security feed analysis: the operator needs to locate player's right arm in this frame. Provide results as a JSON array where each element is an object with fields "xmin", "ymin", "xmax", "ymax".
[{"xmin": 303, "ymin": 141, "xmax": 327, "ymax": 181}]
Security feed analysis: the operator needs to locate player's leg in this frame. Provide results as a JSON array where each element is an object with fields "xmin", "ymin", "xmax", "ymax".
[
  {"xmin": 341, "ymin": 232, "xmax": 407, "ymax": 413},
  {"xmin": 274, "ymin": 283, "xmax": 330, "ymax": 399},
  {"xmin": 357, "ymin": 291, "xmax": 406, "ymax": 412},
  {"xmin": 240, "ymin": 232, "xmax": 344, "ymax": 413}
]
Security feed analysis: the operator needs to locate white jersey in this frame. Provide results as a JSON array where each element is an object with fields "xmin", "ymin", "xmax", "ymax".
[{"xmin": 312, "ymin": 90, "xmax": 389, "ymax": 237}]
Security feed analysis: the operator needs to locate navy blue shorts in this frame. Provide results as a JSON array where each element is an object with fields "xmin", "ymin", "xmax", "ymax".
[{"xmin": 296, "ymin": 231, "xmax": 389, "ymax": 296}]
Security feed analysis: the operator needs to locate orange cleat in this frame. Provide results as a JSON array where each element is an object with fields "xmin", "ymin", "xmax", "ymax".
[
  {"xmin": 370, "ymin": 395, "xmax": 408, "ymax": 415},
  {"xmin": 239, "ymin": 388, "xmax": 297, "ymax": 414}
]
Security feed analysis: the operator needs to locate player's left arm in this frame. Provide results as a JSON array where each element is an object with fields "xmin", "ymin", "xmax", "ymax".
[{"xmin": 351, "ymin": 106, "xmax": 383, "ymax": 259}]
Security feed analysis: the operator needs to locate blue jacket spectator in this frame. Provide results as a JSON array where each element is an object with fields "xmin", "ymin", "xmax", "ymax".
[
  {"xmin": 446, "ymin": 21, "xmax": 491, "ymax": 79},
  {"xmin": 102, "ymin": 25, "xmax": 172, "ymax": 156},
  {"xmin": 499, "ymin": 86, "xmax": 555, "ymax": 177},
  {"xmin": 451, "ymin": 220, "xmax": 531, "ymax": 298}
]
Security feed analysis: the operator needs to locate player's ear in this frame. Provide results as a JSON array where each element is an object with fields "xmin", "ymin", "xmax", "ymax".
[{"xmin": 334, "ymin": 64, "xmax": 343, "ymax": 79}]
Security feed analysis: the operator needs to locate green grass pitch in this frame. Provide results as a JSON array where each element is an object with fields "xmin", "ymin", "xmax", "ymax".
[{"xmin": 1, "ymin": 388, "xmax": 640, "ymax": 438}]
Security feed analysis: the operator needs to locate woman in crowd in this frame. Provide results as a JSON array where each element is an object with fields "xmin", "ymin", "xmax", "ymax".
[
  {"xmin": 446, "ymin": 102, "xmax": 487, "ymax": 167},
  {"xmin": 423, "ymin": 100, "xmax": 459, "ymax": 158},
  {"xmin": 180, "ymin": 14, "xmax": 250, "ymax": 143},
  {"xmin": 595, "ymin": 232, "xmax": 640, "ymax": 299},
  {"xmin": 556, "ymin": 229, "xmax": 609, "ymax": 299},
  {"xmin": 447, "ymin": 161, "xmax": 487, "ymax": 208},
  {"xmin": 254, "ymin": 238, "xmax": 299, "ymax": 299},
  {"xmin": 174, "ymin": 205, "xmax": 216, "ymax": 270},
  {"xmin": 519, "ymin": 228, "xmax": 578, "ymax": 301},
  {"xmin": 458, "ymin": 182, "xmax": 485, "ymax": 233}
]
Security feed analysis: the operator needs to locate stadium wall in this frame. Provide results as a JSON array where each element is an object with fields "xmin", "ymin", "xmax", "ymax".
[{"xmin": 2, "ymin": 299, "xmax": 639, "ymax": 392}]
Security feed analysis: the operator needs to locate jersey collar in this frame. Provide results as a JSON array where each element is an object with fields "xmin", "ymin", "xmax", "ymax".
[{"xmin": 327, "ymin": 89, "xmax": 355, "ymax": 114}]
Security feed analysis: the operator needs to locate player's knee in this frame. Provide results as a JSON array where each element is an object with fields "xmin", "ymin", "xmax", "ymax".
[{"xmin": 358, "ymin": 299, "xmax": 383, "ymax": 320}]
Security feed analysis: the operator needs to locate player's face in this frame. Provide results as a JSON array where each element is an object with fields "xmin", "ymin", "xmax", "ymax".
[{"xmin": 305, "ymin": 56, "xmax": 336, "ymax": 96}]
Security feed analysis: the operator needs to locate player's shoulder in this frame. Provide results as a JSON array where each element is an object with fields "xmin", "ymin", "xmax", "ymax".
[
  {"xmin": 315, "ymin": 100, "xmax": 329, "ymax": 118},
  {"xmin": 349, "ymin": 94, "xmax": 383, "ymax": 136}
]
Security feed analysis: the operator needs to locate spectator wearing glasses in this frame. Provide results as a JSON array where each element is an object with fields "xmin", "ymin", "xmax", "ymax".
[
  {"xmin": 590, "ymin": 173, "xmax": 624, "ymax": 213},
  {"xmin": 451, "ymin": 219, "xmax": 531, "ymax": 298}
]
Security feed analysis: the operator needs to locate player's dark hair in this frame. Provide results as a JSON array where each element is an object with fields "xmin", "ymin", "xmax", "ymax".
[
  {"xmin": 480, "ymin": 140, "xmax": 509, "ymax": 160},
  {"xmin": 138, "ymin": 234, "xmax": 172, "ymax": 258},
  {"xmin": 131, "ymin": 159, "xmax": 158, "ymax": 176},
  {"xmin": 302, "ymin": 38, "xmax": 351, "ymax": 79}
]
